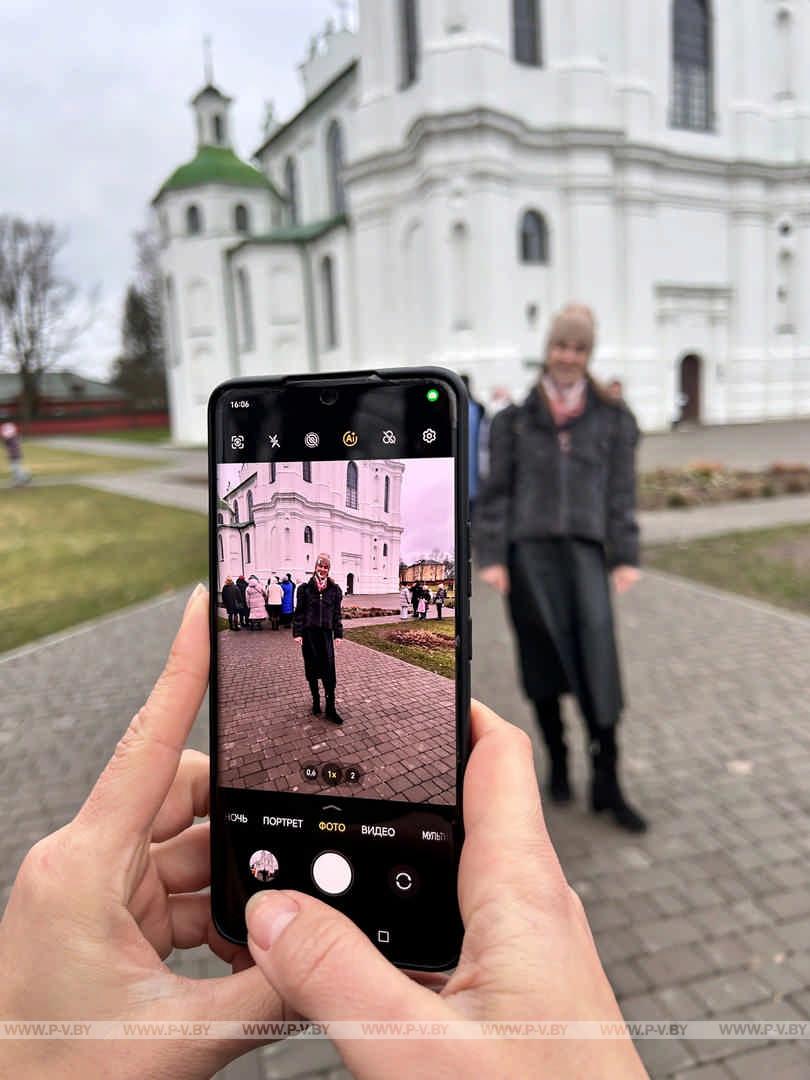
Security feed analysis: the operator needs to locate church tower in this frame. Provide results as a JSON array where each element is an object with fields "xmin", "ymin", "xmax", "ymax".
[{"xmin": 152, "ymin": 63, "xmax": 282, "ymax": 443}]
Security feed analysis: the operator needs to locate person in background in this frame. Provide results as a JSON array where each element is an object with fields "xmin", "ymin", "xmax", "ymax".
[
  {"xmin": 606, "ymin": 378, "xmax": 624, "ymax": 403},
  {"xmin": 266, "ymin": 576, "xmax": 284, "ymax": 631},
  {"xmin": 281, "ymin": 573, "xmax": 296, "ymax": 628},
  {"xmin": 435, "ymin": 584, "xmax": 447, "ymax": 620},
  {"xmin": 478, "ymin": 386, "xmax": 513, "ymax": 482},
  {"xmin": 221, "ymin": 577, "xmax": 241, "ymax": 631},
  {"xmin": 245, "ymin": 575, "xmax": 267, "ymax": 631},
  {"xmin": 476, "ymin": 305, "xmax": 647, "ymax": 833},
  {"xmin": 460, "ymin": 374, "xmax": 485, "ymax": 518},
  {"xmin": 1, "ymin": 421, "xmax": 31, "ymax": 486},
  {"xmin": 400, "ymin": 582, "xmax": 411, "ymax": 621},
  {"xmin": 236, "ymin": 574, "xmax": 249, "ymax": 628},
  {"xmin": 0, "ymin": 588, "xmax": 646, "ymax": 1080}
]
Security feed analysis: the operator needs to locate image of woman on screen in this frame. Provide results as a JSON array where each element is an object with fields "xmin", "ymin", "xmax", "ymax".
[{"xmin": 293, "ymin": 553, "xmax": 345, "ymax": 726}]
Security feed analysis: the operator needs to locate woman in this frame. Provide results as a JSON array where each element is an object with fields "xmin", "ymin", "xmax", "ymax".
[
  {"xmin": 400, "ymin": 583, "xmax": 411, "ymax": 621},
  {"xmin": 475, "ymin": 306, "xmax": 646, "ymax": 833},
  {"xmin": 266, "ymin": 576, "xmax": 284, "ymax": 631},
  {"xmin": 435, "ymin": 585, "xmax": 447, "ymax": 621},
  {"xmin": 293, "ymin": 553, "xmax": 344, "ymax": 724},
  {"xmin": 245, "ymin": 575, "xmax": 267, "ymax": 631},
  {"xmin": 221, "ymin": 577, "xmax": 241, "ymax": 631}
]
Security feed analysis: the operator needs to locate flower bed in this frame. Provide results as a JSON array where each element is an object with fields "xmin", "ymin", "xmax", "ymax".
[{"xmin": 639, "ymin": 462, "xmax": 810, "ymax": 511}]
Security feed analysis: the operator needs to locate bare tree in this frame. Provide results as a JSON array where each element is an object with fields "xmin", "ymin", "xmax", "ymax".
[
  {"xmin": 112, "ymin": 227, "xmax": 166, "ymax": 407},
  {"xmin": 0, "ymin": 216, "xmax": 92, "ymax": 420}
]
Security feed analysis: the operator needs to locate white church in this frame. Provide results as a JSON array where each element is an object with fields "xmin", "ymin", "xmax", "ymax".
[
  {"xmin": 216, "ymin": 459, "xmax": 404, "ymax": 596},
  {"xmin": 153, "ymin": 0, "xmax": 810, "ymax": 440}
]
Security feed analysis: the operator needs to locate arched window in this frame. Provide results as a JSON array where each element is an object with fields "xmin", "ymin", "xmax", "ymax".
[
  {"xmin": 672, "ymin": 0, "xmax": 713, "ymax": 131},
  {"xmin": 326, "ymin": 120, "xmax": 346, "ymax": 216},
  {"xmin": 245, "ymin": 534, "xmax": 251, "ymax": 563},
  {"xmin": 234, "ymin": 204, "xmax": 250, "ymax": 233},
  {"xmin": 400, "ymin": 0, "xmax": 420, "ymax": 88},
  {"xmin": 284, "ymin": 157, "xmax": 299, "ymax": 224},
  {"xmin": 218, "ymin": 535, "xmax": 224, "ymax": 561},
  {"xmin": 451, "ymin": 222, "xmax": 471, "ymax": 330},
  {"xmin": 236, "ymin": 268, "xmax": 254, "ymax": 351},
  {"xmin": 513, "ymin": 0, "xmax": 542, "ymax": 66},
  {"xmin": 213, "ymin": 114, "xmax": 224, "ymax": 144},
  {"xmin": 233, "ymin": 500, "xmax": 240, "ymax": 523},
  {"xmin": 304, "ymin": 525, "xmax": 314, "ymax": 544},
  {"xmin": 384, "ymin": 475, "xmax": 390, "ymax": 513},
  {"xmin": 383, "ymin": 543, "xmax": 388, "ymax": 557},
  {"xmin": 270, "ymin": 461, "xmax": 276, "ymax": 483},
  {"xmin": 217, "ymin": 512, "xmax": 223, "ymax": 525},
  {"xmin": 321, "ymin": 255, "xmax": 339, "ymax": 349},
  {"xmin": 247, "ymin": 491, "xmax": 253, "ymax": 520},
  {"xmin": 186, "ymin": 204, "xmax": 202, "ymax": 235},
  {"xmin": 303, "ymin": 461, "xmax": 312, "ymax": 483},
  {"xmin": 520, "ymin": 211, "xmax": 549, "ymax": 264},
  {"xmin": 346, "ymin": 461, "xmax": 358, "ymax": 509}
]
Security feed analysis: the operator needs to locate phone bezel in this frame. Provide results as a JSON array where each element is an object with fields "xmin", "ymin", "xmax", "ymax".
[{"xmin": 207, "ymin": 367, "xmax": 471, "ymax": 971}]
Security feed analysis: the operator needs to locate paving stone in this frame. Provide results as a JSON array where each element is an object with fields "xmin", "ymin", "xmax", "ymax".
[
  {"xmin": 690, "ymin": 973, "xmax": 772, "ymax": 1014},
  {"xmin": 673, "ymin": 1065, "xmax": 733, "ymax": 1080},
  {"xmin": 635, "ymin": 1038, "xmax": 696, "ymax": 1078},
  {"xmin": 725, "ymin": 1044, "xmax": 809, "ymax": 1080},
  {"xmin": 637, "ymin": 944, "xmax": 717, "ymax": 987},
  {"xmin": 636, "ymin": 916, "xmax": 705, "ymax": 953}
]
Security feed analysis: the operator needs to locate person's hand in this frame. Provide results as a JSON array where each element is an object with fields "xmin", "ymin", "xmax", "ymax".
[
  {"xmin": 478, "ymin": 563, "xmax": 510, "ymax": 595},
  {"xmin": 245, "ymin": 700, "xmax": 647, "ymax": 1080},
  {"xmin": 334, "ymin": 638, "xmax": 343, "ymax": 648},
  {"xmin": 611, "ymin": 565, "xmax": 641, "ymax": 594},
  {"xmin": 0, "ymin": 586, "xmax": 280, "ymax": 1078},
  {"xmin": 294, "ymin": 636, "xmax": 303, "ymax": 645}
]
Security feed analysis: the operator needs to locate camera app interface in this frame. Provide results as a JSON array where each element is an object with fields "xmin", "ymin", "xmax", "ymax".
[
  {"xmin": 213, "ymin": 382, "xmax": 463, "ymax": 965},
  {"xmin": 216, "ymin": 455, "xmax": 456, "ymax": 801}
]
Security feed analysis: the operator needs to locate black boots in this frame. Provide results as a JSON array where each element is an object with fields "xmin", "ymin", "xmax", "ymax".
[
  {"xmin": 324, "ymin": 693, "xmax": 343, "ymax": 726},
  {"xmin": 309, "ymin": 681, "xmax": 321, "ymax": 716},
  {"xmin": 534, "ymin": 699, "xmax": 573, "ymax": 804},
  {"xmin": 590, "ymin": 729, "xmax": 647, "ymax": 834}
]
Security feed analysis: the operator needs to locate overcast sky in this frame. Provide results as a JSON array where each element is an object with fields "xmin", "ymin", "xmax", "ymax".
[{"xmin": 1, "ymin": 0, "xmax": 356, "ymax": 379}]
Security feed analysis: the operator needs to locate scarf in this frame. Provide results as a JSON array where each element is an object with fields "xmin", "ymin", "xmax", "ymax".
[{"xmin": 541, "ymin": 375, "xmax": 587, "ymax": 427}]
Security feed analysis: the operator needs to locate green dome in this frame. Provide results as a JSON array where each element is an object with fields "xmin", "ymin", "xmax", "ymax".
[{"xmin": 154, "ymin": 145, "xmax": 273, "ymax": 201}]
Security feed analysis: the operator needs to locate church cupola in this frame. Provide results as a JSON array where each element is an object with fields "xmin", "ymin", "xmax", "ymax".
[{"xmin": 191, "ymin": 39, "xmax": 233, "ymax": 148}]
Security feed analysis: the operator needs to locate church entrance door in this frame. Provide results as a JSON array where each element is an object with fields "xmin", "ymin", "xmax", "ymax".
[
  {"xmin": 346, "ymin": 572, "xmax": 355, "ymax": 595},
  {"xmin": 679, "ymin": 354, "xmax": 701, "ymax": 423}
]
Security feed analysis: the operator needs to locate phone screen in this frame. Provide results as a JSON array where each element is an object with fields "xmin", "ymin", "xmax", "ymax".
[{"xmin": 209, "ymin": 374, "xmax": 468, "ymax": 969}]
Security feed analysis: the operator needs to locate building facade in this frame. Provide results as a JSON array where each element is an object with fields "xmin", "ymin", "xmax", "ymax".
[
  {"xmin": 217, "ymin": 458, "xmax": 404, "ymax": 595},
  {"xmin": 154, "ymin": 1, "xmax": 810, "ymax": 438}
]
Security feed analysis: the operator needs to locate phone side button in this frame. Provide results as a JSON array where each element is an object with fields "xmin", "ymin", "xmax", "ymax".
[{"xmin": 469, "ymin": 617, "xmax": 473, "ymax": 660}]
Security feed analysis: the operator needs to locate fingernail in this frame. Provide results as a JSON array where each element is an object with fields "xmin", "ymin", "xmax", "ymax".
[
  {"xmin": 184, "ymin": 583, "xmax": 207, "ymax": 612},
  {"xmin": 246, "ymin": 892, "xmax": 300, "ymax": 950}
]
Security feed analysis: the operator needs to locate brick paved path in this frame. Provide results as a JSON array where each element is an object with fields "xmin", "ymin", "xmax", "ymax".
[
  {"xmin": 5, "ymin": 563, "xmax": 810, "ymax": 1077},
  {"xmin": 217, "ymin": 626, "xmax": 455, "ymax": 804}
]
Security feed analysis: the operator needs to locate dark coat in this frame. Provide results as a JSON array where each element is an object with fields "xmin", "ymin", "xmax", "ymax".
[
  {"xmin": 221, "ymin": 582, "xmax": 240, "ymax": 615},
  {"xmin": 475, "ymin": 380, "xmax": 640, "ymax": 730},
  {"xmin": 235, "ymin": 577, "xmax": 249, "ymax": 611},
  {"xmin": 475, "ymin": 381, "xmax": 640, "ymax": 569},
  {"xmin": 293, "ymin": 578, "xmax": 344, "ymax": 639}
]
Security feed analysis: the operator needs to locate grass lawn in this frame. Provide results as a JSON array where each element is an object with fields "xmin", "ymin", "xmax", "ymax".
[
  {"xmin": 345, "ymin": 618, "xmax": 456, "ymax": 679},
  {"xmin": 0, "ymin": 486, "xmax": 208, "ymax": 652},
  {"xmin": 87, "ymin": 427, "xmax": 171, "ymax": 444},
  {"xmin": 645, "ymin": 523, "xmax": 810, "ymax": 616},
  {"xmin": 2, "ymin": 443, "xmax": 162, "ymax": 480}
]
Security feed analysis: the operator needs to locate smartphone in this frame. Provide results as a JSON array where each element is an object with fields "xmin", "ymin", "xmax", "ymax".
[{"xmin": 208, "ymin": 368, "xmax": 470, "ymax": 971}]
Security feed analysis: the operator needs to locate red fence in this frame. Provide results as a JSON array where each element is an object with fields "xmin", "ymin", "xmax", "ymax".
[{"xmin": 19, "ymin": 411, "xmax": 169, "ymax": 436}]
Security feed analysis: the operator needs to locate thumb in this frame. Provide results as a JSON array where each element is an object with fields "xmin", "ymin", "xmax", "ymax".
[{"xmin": 245, "ymin": 890, "xmax": 444, "ymax": 1024}]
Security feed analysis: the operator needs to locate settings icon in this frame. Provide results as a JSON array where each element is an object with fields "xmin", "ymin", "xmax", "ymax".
[{"xmin": 422, "ymin": 428, "xmax": 437, "ymax": 445}]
